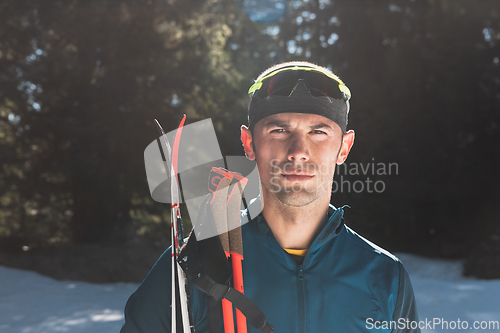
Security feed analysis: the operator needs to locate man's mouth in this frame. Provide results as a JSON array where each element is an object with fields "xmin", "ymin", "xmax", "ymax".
[{"xmin": 281, "ymin": 172, "xmax": 314, "ymax": 181}]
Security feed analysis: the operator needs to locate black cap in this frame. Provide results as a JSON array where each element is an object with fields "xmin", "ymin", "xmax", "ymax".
[{"xmin": 248, "ymin": 80, "xmax": 349, "ymax": 133}]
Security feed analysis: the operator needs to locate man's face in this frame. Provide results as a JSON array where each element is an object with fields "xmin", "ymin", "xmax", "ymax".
[{"xmin": 241, "ymin": 113, "xmax": 354, "ymax": 208}]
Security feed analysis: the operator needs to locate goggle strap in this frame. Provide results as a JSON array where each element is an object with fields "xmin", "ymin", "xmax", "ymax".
[
  {"xmin": 339, "ymin": 84, "xmax": 351, "ymax": 99},
  {"xmin": 248, "ymin": 81, "xmax": 263, "ymax": 95}
]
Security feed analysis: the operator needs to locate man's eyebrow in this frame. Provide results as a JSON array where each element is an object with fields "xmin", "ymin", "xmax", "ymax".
[
  {"xmin": 262, "ymin": 120, "xmax": 290, "ymax": 129},
  {"xmin": 261, "ymin": 120, "xmax": 335, "ymax": 131},
  {"xmin": 310, "ymin": 123, "xmax": 334, "ymax": 131}
]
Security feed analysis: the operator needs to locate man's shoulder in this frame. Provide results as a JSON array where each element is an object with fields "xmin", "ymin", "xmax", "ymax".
[{"xmin": 340, "ymin": 224, "xmax": 402, "ymax": 269}]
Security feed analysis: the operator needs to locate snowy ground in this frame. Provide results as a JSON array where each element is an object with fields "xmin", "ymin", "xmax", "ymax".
[
  {"xmin": 0, "ymin": 266, "xmax": 137, "ymax": 333},
  {"xmin": 0, "ymin": 253, "xmax": 499, "ymax": 332}
]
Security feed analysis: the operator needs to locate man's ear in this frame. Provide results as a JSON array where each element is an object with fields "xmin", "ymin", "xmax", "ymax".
[
  {"xmin": 336, "ymin": 130, "xmax": 355, "ymax": 165},
  {"xmin": 241, "ymin": 125, "xmax": 255, "ymax": 160}
]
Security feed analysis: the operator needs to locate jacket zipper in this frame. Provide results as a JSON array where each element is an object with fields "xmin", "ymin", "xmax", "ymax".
[
  {"xmin": 297, "ymin": 264, "xmax": 306, "ymax": 333},
  {"xmin": 296, "ymin": 208, "xmax": 341, "ymax": 333}
]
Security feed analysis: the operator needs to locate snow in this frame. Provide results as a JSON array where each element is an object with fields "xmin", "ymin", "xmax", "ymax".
[
  {"xmin": 1, "ymin": 253, "xmax": 499, "ymax": 332},
  {"xmin": 396, "ymin": 253, "xmax": 500, "ymax": 332},
  {"xmin": 0, "ymin": 266, "xmax": 137, "ymax": 333}
]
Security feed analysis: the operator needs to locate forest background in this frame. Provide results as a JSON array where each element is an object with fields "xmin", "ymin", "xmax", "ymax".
[{"xmin": 1, "ymin": 0, "xmax": 499, "ymax": 282}]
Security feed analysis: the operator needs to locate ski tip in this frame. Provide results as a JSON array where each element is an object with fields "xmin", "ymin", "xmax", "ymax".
[
  {"xmin": 155, "ymin": 115, "xmax": 186, "ymax": 136},
  {"xmin": 154, "ymin": 119, "xmax": 166, "ymax": 135},
  {"xmin": 178, "ymin": 114, "xmax": 187, "ymax": 128}
]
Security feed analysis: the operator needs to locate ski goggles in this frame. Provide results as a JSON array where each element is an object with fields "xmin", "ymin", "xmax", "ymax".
[{"xmin": 248, "ymin": 66, "xmax": 351, "ymax": 101}]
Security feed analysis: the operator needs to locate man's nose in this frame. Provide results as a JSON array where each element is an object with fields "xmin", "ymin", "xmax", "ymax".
[{"xmin": 287, "ymin": 133, "xmax": 309, "ymax": 162}]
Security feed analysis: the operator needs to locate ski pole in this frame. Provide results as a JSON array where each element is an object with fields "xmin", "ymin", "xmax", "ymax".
[
  {"xmin": 226, "ymin": 172, "xmax": 248, "ymax": 333},
  {"xmin": 211, "ymin": 168, "xmax": 249, "ymax": 333},
  {"xmin": 208, "ymin": 168, "xmax": 236, "ymax": 333}
]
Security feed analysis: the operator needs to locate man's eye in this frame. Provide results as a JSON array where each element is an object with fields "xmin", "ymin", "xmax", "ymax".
[
  {"xmin": 312, "ymin": 130, "xmax": 327, "ymax": 135},
  {"xmin": 271, "ymin": 128, "xmax": 286, "ymax": 133}
]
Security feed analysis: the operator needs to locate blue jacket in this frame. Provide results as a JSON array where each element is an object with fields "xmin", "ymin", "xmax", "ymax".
[{"xmin": 122, "ymin": 205, "xmax": 420, "ymax": 332}]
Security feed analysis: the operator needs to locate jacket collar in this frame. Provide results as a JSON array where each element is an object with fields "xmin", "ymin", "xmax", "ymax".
[{"xmin": 244, "ymin": 197, "xmax": 345, "ymax": 245}]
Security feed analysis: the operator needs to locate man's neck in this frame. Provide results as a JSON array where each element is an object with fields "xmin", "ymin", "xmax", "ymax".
[{"xmin": 260, "ymin": 191, "xmax": 330, "ymax": 250}]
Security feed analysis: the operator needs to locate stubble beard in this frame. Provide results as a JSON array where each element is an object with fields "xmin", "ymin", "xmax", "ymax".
[
  {"xmin": 260, "ymin": 160, "xmax": 335, "ymax": 208},
  {"xmin": 253, "ymin": 138, "xmax": 342, "ymax": 209}
]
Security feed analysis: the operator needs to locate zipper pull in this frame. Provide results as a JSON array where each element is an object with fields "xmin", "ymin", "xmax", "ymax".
[{"xmin": 297, "ymin": 266, "xmax": 304, "ymax": 280}]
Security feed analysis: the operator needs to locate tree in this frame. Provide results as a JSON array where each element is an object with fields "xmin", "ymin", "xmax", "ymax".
[
  {"xmin": 270, "ymin": 0, "xmax": 500, "ymax": 257},
  {"xmin": 0, "ymin": 0, "xmax": 264, "ymax": 245}
]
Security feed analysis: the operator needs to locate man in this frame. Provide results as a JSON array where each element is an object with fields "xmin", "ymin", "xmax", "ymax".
[{"xmin": 122, "ymin": 61, "xmax": 420, "ymax": 332}]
